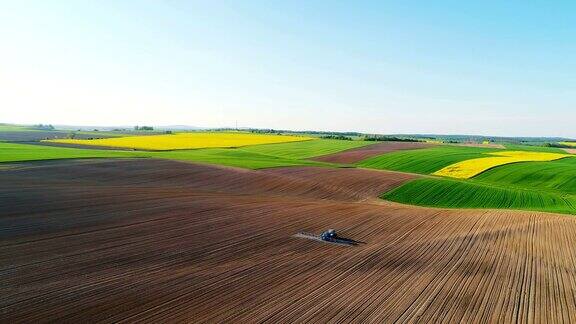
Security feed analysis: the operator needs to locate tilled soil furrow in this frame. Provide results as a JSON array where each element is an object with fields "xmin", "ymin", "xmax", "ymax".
[{"xmin": 1, "ymin": 159, "xmax": 575, "ymax": 323}]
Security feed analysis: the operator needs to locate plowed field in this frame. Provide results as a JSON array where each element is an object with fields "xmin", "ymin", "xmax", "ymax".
[
  {"xmin": 312, "ymin": 141, "xmax": 430, "ymax": 164},
  {"xmin": 263, "ymin": 166, "xmax": 418, "ymax": 200},
  {"xmin": 2, "ymin": 159, "xmax": 576, "ymax": 323}
]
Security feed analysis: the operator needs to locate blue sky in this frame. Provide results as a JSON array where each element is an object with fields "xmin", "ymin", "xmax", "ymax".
[{"xmin": 1, "ymin": 1, "xmax": 574, "ymax": 137}]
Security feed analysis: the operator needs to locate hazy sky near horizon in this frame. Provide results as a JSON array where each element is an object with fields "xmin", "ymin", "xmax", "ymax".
[{"xmin": 1, "ymin": 1, "xmax": 574, "ymax": 137}]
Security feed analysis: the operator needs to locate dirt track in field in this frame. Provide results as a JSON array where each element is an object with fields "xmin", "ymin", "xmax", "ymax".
[
  {"xmin": 312, "ymin": 141, "xmax": 431, "ymax": 164},
  {"xmin": 2, "ymin": 159, "xmax": 576, "ymax": 323}
]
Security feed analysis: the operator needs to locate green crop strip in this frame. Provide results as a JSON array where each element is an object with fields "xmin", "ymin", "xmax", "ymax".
[
  {"xmin": 0, "ymin": 140, "xmax": 350, "ymax": 169},
  {"xmin": 474, "ymin": 158, "xmax": 576, "ymax": 195},
  {"xmin": 504, "ymin": 144, "xmax": 566, "ymax": 153},
  {"xmin": 149, "ymin": 148, "xmax": 329, "ymax": 169},
  {"xmin": 383, "ymin": 177, "xmax": 576, "ymax": 215},
  {"xmin": 240, "ymin": 139, "xmax": 371, "ymax": 159},
  {"xmin": 0, "ymin": 142, "xmax": 137, "ymax": 163},
  {"xmin": 358, "ymin": 145, "xmax": 501, "ymax": 174},
  {"xmin": 382, "ymin": 156, "xmax": 576, "ymax": 215}
]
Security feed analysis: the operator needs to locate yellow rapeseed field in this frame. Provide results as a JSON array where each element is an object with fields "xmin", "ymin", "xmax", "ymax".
[
  {"xmin": 560, "ymin": 142, "xmax": 576, "ymax": 147},
  {"xmin": 433, "ymin": 151, "xmax": 571, "ymax": 179},
  {"xmin": 46, "ymin": 132, "xmax": 313, "ymax": 151}
]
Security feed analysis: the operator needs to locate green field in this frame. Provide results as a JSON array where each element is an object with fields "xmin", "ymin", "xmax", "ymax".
[
  {"xmin": 503, "ymin": 143, "xmax": 566, "ymax": 153},
  {"xmin": 0, "ymin": 124, "xmax": 37, "ymax": 132},
  {"xmin": 0, "ymin": 142, "xmax": 137, "ymax": 163},
  {"xmin": 353, "ymin": 142, "xmax": 576, "ymax": 215},
  {"xmin": 240, "ymin": 139, "xmax": 371, "ymax": 159},
  {"xmin": 382, "ymin": 154, "xmax": 576, "ymax": 215},
  {"xmin": 0, "ymin": 141, "xmax": 340, "ymax": 169},
  {"xmin": 151, "ymin": 148, "xmax": 328, "ymax": 169},
  {"xmin": 475, "ymin": 158, "xmax": 576, "ymax": 195},
  {"xmin": 383, "ymin": 177, "xmax": 576, "ymax": 215},
  {"xmin": 358, "ymin": 145, "xmax": 500, "ymax": 174}
]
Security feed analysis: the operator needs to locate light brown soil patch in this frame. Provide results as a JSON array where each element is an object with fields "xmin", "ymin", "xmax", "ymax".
[
  {"xmin": 312, "ymin": 141, "xmax": 431, "ymax": 164},
  {"xmin": 1, "ymin": 159, "xmax": 576, "ymax": 322},
  {"xmin": 563, "ymin": 148, "xmax": 576, "ymax": 154}
]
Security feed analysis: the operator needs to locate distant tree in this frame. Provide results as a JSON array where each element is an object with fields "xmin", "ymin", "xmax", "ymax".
[
  {"xmin": 364, "ymin": 135, "xmax": 421, "ymax": 142},
  {"xmin": 544, "ymin": 142, "xmax": 570, "ymax": 148},
  {"xmin": 135, "ymin": 125, "xmax": 153, "ymax": 131},
  {"xmin": 33, "ymin": 124, "xmax": 55, "ymax": 130},
  {"xmin": 320, "ymin": 135, "xmax": 353, "ymax": 140}
]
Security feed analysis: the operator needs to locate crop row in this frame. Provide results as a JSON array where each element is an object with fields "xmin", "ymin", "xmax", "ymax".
[{"xmin": 383, "ymin": 177, "xmax": 576, "ymax": 215}]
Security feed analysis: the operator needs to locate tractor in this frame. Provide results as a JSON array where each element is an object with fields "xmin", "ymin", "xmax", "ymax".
[{"xmin": 320, "ymin": 229, "xmax": 337, "ymax": 241}]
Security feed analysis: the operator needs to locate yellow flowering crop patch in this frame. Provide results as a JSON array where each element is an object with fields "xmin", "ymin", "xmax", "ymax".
[
  {"xmin": 433, "ymin": 151, "xmax": 571, "ymax": 179},
  {"xmin": 560, "ymin": 142, "xmax": 576, "ymax": 147},
  {"xmin": 46, "ymin": 132, "xmax": 313, "ymax": 151}
]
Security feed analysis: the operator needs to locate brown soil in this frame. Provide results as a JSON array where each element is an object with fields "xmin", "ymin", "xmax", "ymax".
[
  {"xmin": 312, "ymin": 141, "xmax": 431, "ymax": 164},
  {"xmin": 1, "ymin": 159, "xmax": 576, "ymax": 323},
  {"xmin": 563, "ymin": 148, "xmax": 576, "ymax": 154},
  {"xmin": 263, "ymin": 166, "xmax": 418, "ymax": 200}
]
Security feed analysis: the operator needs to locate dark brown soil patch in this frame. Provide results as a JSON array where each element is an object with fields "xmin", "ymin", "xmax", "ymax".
[
  {"xmin": 1, "ymin": 159, "xmax": 575, "ymax": 322},
  {"xmin": 263, "ymin": 166, "xmax": 418, "ymax": 200}
]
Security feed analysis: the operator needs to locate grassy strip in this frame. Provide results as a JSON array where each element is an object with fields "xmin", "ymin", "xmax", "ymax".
[
  {"xmin": 358, "ymin": 145, "xmax": 500, "ymax": 174},
  {"xmin": 372, "ymin": 146, "xmax": 576, "ymax": 215},
  {"xmin": 504, "ymin": 144, "xmax": 565, "ymax": 153},
  {"xmin": 383, "ymin": 177, "xmax": 576, "ymax": 215},
  {"xmin": 0, "ymin": 142, "xmax": 330, "ymax": 169},
  {"xmin": 150, "ymin": 148, "xmax": 328, "ymax": 169},
  {"xmin": 0, "ymin": 142, "xmax": 137, "ymax": 163},
  {"xmin": 240, "ymin": 139, "xmax": 371, "ymax": 159},
  {"xmin": 560, "ymin": 142, "xmax": 576, "ymax": 147},
  {"xmin": 473, "ymin": 157, "xmax": 576, "ymax": 195},
  {"xmin": 0, "ymin": 125, "xmax": 38, "ymax": 132}
]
